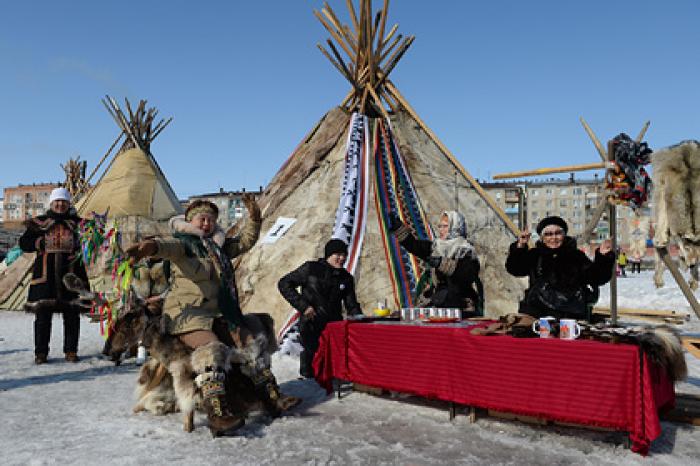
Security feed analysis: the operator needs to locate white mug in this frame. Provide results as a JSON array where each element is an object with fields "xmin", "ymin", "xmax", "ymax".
[
  {"xmin": 559, "ymin": 319, "xmax": 581, "ymax": 340},
  {"xmin": 531, "ymin": 317, "xmax": 556, "ymax": 338}
]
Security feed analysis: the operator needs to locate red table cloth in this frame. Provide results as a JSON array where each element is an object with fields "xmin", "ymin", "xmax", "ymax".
[{"xmin": 313, "ymin": 321, "xmax": 675, "ymax": 455}]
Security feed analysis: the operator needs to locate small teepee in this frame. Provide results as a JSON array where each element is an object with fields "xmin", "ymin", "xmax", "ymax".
[
  {"xmin": 236, "ymin": 0, "xmax": 525, "ymax": 335},
  {"xmin": 75, "ymin": 97, "xmax": 181, "ymax": 220},
  {"xmin": 0, "ymin": 97, "xmax": 182, "ymax": 310}
]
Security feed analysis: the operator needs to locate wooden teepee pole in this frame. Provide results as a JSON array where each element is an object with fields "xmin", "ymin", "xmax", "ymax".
[{"xmin": 385, "ymin": 80, "xmax": 520, "ymax": 236}]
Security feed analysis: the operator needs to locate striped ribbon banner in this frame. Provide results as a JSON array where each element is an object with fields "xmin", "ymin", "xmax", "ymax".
[
  {"xmin": 373, "ymin": 117, "xmax": 433, "ymax": 308},
  {"xmin": 332, "ymin": 113, "xmax": 370, "ymax": 275}
]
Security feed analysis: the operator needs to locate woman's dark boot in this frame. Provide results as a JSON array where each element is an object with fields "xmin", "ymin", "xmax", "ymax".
[
  {"xmin": 250, "ymin": 368, "xmax": 302, "ymax": 417},
  {"xmin": 196, "ymin": 370, "xmax": 245, "ymax": 436}
]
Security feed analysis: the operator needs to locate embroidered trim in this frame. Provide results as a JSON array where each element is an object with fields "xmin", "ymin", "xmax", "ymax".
[{"xmin": 395, "ymin": 224, "xmax": 411, "ymax": 242}]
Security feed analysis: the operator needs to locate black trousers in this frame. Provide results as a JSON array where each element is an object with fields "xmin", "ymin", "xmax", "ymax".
[
  {"xmin": 298, "ymin": 317, "xmax": 333, "ymax": 378},
  {"xmin": 34, "ymin": 309, "xmax": 80, "ymax": 355}
]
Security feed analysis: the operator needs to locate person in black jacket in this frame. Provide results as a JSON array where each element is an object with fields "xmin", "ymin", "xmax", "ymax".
[
  {"xmin": 506, "ymin": 216, "xmax": 614, "ymax": 321},
  {"xmin": 389, "ymin": 210, "xmax": 482, "ymax": 316},
  {"xmin": 19, "ymin": 187, "xmax": 89, "ymax": 364},
  {"xmin": 277, "ymin": 239, "xmax": 362, "ymax": 378}
]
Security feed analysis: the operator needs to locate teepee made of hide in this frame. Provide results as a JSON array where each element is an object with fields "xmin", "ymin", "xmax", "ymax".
[{"xmin": 235, "ymin": 1, "xmax": 526, "ymax": 335}]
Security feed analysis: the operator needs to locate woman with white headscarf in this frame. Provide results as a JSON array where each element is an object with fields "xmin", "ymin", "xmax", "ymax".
[{"xmin": 389, "ymin": 210, "xmax": 482, "ymax": 316}]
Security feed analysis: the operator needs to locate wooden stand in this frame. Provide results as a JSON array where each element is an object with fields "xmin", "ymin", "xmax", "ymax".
[{"xmin": 656, "ymin": 247, "xmax": 700, "ymax": 319}]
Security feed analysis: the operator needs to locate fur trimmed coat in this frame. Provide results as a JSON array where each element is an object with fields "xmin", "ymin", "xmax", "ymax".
[
  {"xmin": 152, "ymin": 216, "xmax": 261, "ymax": 335},
  {"xmin": 506, "ymin": 237, "xmax": 614, "ymax": 320},
  {"xmin": 19, "ymin": 209, "xmax": 89, "ymax": 312}
]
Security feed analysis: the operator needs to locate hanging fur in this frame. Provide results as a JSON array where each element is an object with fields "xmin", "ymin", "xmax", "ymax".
[{"xmin": 652, "ymin": 141, "xmax": 700, "ymax": 289}]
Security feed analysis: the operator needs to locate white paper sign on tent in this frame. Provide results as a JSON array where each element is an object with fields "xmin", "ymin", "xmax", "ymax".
[{"xmin": 261, "ymin": 217, "xmax": 297, "ymax": 244}]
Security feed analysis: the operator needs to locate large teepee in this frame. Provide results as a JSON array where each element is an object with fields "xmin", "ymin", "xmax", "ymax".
[
  {"xmin": 236, "ymin": 0, "xmax": 526, "ymax": 334},
  {"xmin": 0, "ymin": 97, "xmax": 182, "ymax": 310}
]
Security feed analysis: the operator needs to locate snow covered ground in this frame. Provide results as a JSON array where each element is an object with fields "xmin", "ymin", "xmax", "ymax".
[{"xmin": 1, "ymin": 270, "xmax": 699, "ymax": 465}]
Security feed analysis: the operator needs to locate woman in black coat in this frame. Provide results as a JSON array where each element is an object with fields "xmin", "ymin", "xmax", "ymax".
[
  {"xmin": 19, "ymin": 188, "xmax": 89, "ymax": 364},
  {"xmin": 506, "ymin": 216, "xmax": 614, "ymax": 320},
  {"xmin": 278, "ymin": 239, "xmax": 362, "ymax": 378},
  {"xmin": 389, "ymin": 210, "xmax": 482, "ymax": 316}
]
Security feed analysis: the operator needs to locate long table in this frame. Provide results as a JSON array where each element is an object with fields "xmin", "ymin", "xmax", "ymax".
[{"xmin": 313, "ymin": 321, "xmax": 675, "ymax": 455}]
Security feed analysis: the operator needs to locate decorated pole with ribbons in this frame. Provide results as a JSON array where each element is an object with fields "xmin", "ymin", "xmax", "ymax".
[{"xmin": 78, "ymin": 212, "xmax": 139, "ymax": 338}]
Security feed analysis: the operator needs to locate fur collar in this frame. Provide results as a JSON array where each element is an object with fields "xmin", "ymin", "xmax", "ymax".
[{"xmin": 169, "ymin": 215, "xmax": 226, "ymax": 247}]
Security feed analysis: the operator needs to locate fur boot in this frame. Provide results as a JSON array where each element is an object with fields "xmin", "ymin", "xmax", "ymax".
[
  {"xmin": 228, "ymin": 332, "xmax": 301, "ymax": 417},
  {"xmin": 191, "ymin": 342, "xmax": 245, "ymax": 437}
]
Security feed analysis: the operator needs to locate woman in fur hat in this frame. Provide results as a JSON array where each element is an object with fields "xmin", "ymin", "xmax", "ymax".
[
  {"xmin": 19, "ymin": 187, "xmax": 89, "ymax": 364},
  {"xmin": 278, "ymin": 238, "xmax": 363, "ymax": 378},
  {"xmin": 388, "ymin": 210, "xmax": 482, "ymax": 316},
  {"xmin": 506, "ymin": 215, "xmax": 614, "ymax": 320},
  {"xmin": 126, "ymin": 195, "xmax": 299, "ymax": 436}
]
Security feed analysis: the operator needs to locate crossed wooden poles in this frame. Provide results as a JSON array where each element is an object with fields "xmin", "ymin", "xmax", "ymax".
[{"xmin": 315, "ymin": 0, "xmax": 521, "ymax": 236}]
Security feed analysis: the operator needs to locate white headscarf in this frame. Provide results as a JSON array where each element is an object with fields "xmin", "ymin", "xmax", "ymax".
[{"xmin": 431, "ymin": 211, "xmax": 476, "ymax": 260}]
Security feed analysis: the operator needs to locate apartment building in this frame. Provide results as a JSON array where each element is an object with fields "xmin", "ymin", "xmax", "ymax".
[{"xmin": 2, "ymin": 183, "xmax": 60, "ymax": 224}]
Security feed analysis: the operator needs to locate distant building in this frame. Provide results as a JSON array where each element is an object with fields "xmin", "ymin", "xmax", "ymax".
[
  {"xmin": 187, "ymin": 187, "xmax": 263, "ymax": 229},
  {"xmin": 2, "ymin": 183, "xmax": 60, "ymax": 225},
  {"xmin": 0, "ymin": 198, "xmax": 4, "ymax": 223},
  {"xmin": 482, "ymin": 175, "xmax": 651, "ymax": 247}
]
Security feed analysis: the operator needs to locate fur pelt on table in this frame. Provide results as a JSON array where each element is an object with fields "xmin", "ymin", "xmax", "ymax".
[
  {"xmin": 470, "ymin": 314, "xmax": 687, "ymax": 383},
  {"xmin": 581, "ymin": 324, "xmax": 687, "ymax": 382}
]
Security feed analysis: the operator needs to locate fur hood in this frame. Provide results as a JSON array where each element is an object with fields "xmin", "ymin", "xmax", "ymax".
[{"xmin": 168, "ymin": 215, "xmax": 226, "ymax": 247}]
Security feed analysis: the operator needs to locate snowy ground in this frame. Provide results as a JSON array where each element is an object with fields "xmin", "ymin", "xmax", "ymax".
[{"xmin": 1, "ymin": 270, "xmax": 699, "ymax": 465}]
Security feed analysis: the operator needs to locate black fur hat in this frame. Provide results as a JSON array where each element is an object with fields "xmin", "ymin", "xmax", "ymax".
[
  {"xmin": 536, "ymin": 216, "xmax": 568, "ymax": 235},
  {"xmin": 324, "ymin": 238, "xmax": 348, "ymax": 258}
]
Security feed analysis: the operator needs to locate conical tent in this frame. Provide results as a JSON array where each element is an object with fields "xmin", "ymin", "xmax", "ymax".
[
  {"xmin": 0, "ymin": 97, "xmax": 182, "ymax": 310},
  {"xmin": 75, "ymin": 147, "xmax": 180, "ymax": 219},
  {"xmin": 75, "ymin": 98, "xmax": 181, "ymax": 220},
  {"xmin": 236, "ymin": 0, "xmax": 526, "ymax": 334}
]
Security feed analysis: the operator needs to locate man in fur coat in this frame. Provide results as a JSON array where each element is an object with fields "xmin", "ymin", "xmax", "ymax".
[
  {"xmin": 277, "ymin": 239, "xmax": 363, "ymax": 378},
  {"xmin": 19, "ymin": 187, "xmax": 89, "ymax": 364},
  {"xmin": 127, "ymin": 196, "xmax": 300, "ymax": 436},
  {"xmin": 506, "ymin": 216, "xmax": 614, "ymax": 321}
]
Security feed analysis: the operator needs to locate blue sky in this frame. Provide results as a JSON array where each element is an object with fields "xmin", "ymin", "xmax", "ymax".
[{"xmin": 1, "ymin": 1, "xmax": 699, "ymax": 198}]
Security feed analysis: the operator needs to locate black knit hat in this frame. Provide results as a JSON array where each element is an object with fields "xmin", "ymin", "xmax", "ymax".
[
  {"xmin": 536, "ymin": 216, "xmax": 568, "ymax": 235},
  {"xmin": 324, "ymin": 238, "xmax": 348, "ymax": 258}
]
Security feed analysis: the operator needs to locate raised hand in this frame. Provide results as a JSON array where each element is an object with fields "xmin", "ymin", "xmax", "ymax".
[
  {"xmin": 517, "ymin": 227, "xmax": 531, "ymax": 248},
  {"xmin": 599, "ymin": 239, "xmax": 613, "ymax": 255},
  {"xmin": 388, "ymin": 211, "xmax": 403, "ymax": 233},
  {"xmin": 242, "ymin": 193, "xmax": 261, "ymax": 222}
]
